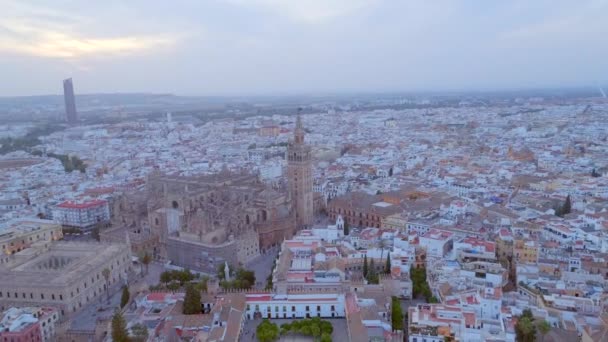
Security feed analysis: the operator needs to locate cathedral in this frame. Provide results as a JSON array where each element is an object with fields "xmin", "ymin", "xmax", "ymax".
[{"xmin": 137, "ymin": 113, "xmax": 315, "ymax": 272}]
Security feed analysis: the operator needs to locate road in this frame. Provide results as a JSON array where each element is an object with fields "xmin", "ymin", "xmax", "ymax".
[
  {"xmin": 68, "ymin": 262, "xmax": 165, "ymax": 331},
  {"xmin": 246, "ymin": 246, "xmax": 279, "ymax": 289}
]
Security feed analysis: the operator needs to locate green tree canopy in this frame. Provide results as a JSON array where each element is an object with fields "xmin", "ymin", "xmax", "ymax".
[
  {"xmin": 111, "ymin": 310, "xmax": 129, "ymax": 342},
  {"xmin": 130, "ymin": 323, "xmax": 149, "ymax": 342},
  {"xmin": 257, "ymin": 319, "xmax": 279, "ymax": 342},
  {"xmin": 515, "ymin": 309, "xmax": 536, "ymax": 342},
  {"xmin": 120, "ymin": 286, "xmax": 130, "ymax": 308},
  {"xmin": 385, "ymin": 253, "xmax": 391, "ymax": 274},
  {"xmin": 391, "ymin": 296, "xmax": 404, "ymax": 332},
  {"xmin": 183, "ymin": 284, "xmax": 201, "ymax": 315}
]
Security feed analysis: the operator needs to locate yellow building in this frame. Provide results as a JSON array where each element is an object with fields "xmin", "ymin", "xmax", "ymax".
[{"xmin": 513, "ymin": 239, "xmax": 539, "ymax": 264}]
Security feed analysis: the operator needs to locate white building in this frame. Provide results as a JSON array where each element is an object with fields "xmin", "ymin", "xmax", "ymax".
[
  {"xmin": 51, "ymin": 199, "xmax": 110, "ymax": 229},
  {"xmin": 419, "ymin": 229, "xmax": 454, "ymax": 258},
  {"xmin": 245, "ymin": 293, "xmax": 345, "ymax": 320}
]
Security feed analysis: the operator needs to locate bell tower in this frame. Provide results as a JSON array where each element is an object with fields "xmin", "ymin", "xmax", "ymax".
[{"xmin": 288, "ymin": 110, "xmax": 313, "ymax": 229}]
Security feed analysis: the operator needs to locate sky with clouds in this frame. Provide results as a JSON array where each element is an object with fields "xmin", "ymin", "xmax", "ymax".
[{"xmin": 1, "ymin": 0, "xmax": 607, "ymax": 96}]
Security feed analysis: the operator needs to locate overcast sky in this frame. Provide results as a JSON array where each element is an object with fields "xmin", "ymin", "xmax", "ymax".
[{"xmin": 1, "ymin": 0, "xmax": 607, "ymax": 96}]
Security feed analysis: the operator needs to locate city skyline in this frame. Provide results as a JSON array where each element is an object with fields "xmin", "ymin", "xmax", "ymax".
[{"xmin": 1, "ymin": 0, "xmax": 608, "ymax": 97}]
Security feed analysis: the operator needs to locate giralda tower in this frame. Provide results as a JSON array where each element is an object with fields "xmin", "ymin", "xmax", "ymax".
[{"xmin": 287, "ymin": 112, "xmax": 313, "ymax": 229}]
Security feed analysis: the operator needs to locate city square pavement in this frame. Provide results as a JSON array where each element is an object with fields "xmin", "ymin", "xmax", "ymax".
[{"xmin": 246, "ymin": 245, "xmax": 280, "ymax": 289}]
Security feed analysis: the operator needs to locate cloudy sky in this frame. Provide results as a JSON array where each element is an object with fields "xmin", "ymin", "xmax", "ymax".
[{"xmin": 1, "ymin": 0, "xmax": 607, "ymax": 96}]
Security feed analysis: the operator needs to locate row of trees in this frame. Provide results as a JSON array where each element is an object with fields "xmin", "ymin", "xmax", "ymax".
[
  {"xmin": 553, "ymin": 194, "xmax": 572, "ymax": 217},
  {"xmin": 160, "ymin": 269, "xmax": 196, "ymax": 286},
  {"xmin": 281, "ymin": 318, "xmax": 333, "ymax": 342},
  {"xmin": 217, "ymin": 264, "xmax": 256, "ymax": 289},
  {"xmin": 31, "ymin": 150, "xmax": 86, "ymax": 173},
  {"xmin": 256, "ymin": 318, "xmax": 333, "ymax": 342},
  {"xmin": 411, "ymin": 267, "xmax": 438, "ymax": 303},
  {"xmin": 0, "ymin": 124, "xmax": 63, "ymax": 155},
  {"xmin": 362, "ymin": 253, "xmax": 391, "ymax": 285}
]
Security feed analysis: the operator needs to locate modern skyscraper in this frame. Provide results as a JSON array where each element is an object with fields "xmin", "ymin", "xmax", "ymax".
[
  {"xmin": 287, "ymin": 112, "xmax": 314, "ymax": 229},
  {"xmin": 63, "ymin": 78, "xmax": 78, "ymax": 124}
]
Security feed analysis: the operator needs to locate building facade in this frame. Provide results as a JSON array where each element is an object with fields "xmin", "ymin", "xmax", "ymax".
[
  {"xmin": 146, "ymin": 171, "xmax": 294, "ymax": 272},
  {"xmin": 0, "ymin": 219, "xmax": 63, "ymax": 259},
  {"xmin": 0, "ymin": 241, "xmax": 132, "ymax": 318},
  {"xmin": 245, "ymin": 293, "xmax": 345, "ymax": 320},
  {"xmin": 287, "ymin": 114, "xmax": 314, "ymax": 229},
  {"xmin": 52, "ymin": 200, "xmax": 110, "ymax": 229}
]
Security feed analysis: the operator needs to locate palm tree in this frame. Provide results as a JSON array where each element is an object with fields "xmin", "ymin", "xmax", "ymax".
[
  {"xmin": 141, "ymin": 253, "xmax": 151, "ymax": 276},
  {"xmin": 537, "ymin": 320, "xmax": 551, "ymax": 342},
  {"xmin": 102, "ymin": 268, "xmax": 111, "ymax": 302}
]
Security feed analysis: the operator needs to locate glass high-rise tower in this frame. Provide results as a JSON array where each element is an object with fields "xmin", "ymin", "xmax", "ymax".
[{"xmin": 63, "ymin": 78, "xmax": 78, "ymax": 124}]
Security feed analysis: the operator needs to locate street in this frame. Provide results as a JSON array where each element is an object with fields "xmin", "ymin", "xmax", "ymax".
[
  {"xmin": 246, "ymin": 246, "xmax": 279, "ymax": 289},
  {"xmin": 68, "ymin": 262, "xmax": 164, "ymax": 331}
]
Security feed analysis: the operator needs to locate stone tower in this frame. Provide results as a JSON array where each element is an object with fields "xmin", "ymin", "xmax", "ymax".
[{"xmin": 288, "ymin": 113, "xmax": 313, "ymax": 229}]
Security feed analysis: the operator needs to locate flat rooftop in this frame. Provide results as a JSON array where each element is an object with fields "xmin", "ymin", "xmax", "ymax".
[{"xmin": 0, "ymin": 241, "xmax": 128, "ymax": 288}]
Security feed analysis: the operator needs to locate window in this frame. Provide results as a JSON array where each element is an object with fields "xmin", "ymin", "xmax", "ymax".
[
  {"xmin": 292, "ymin": 306, "xmax": 295, "ymax": 312},
  {"xmin": 52, "ymin": 294, "xmax": 55, "ymax": 300},
  {"xmin": 306, "ymin": 306, "xmax": 310, "ymax": 311},
  {"xmin": 283, "ymin": 306, "xmax": 286, "ymax": 312},
  {"xmin": 275, "ymin": 306, "xmax": 279, "ymax": 312},
  {"xmin": 317, "ymin": 305, "xmax": 321, "ymax": 311},
  {"xmin": 41, "ymin": 294, "xmax": 44, "ymax": 299}
]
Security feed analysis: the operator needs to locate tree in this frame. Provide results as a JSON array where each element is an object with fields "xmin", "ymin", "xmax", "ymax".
[
  {"xmin": 563, "ymin": 195, "xmax": 572, "ymax": 215},
  {"xmin": 310, "ymin": 324, "xmax": 321, "ymax": 339},
  {"xmin": 141, "ymin": 253, "xmax": 152, "ymax": 275},
  {"xmin": 537, "ymin": 320, "xmax": 551, "ymax": 342},
  {"xmin": 130, "ymin": 323, "xmax": 149, "ymax": 342},
  {"xmin": 257, "ymin": 319, "xmax": 279, "ymax": 342},
  {"xmin": 343, "ymin": 219, "xmax": 349, "ymax": 236},
  {"xmin": 368, "ymin": 258, "xmax": 379, "ymax": 284},
  {"xmin": 391, "ymin": 296, "xmax": 404, "ymax": 332},
  {"xmin": 183, "ymin": 284, "xmax": 201, "ymax": 315},
  {"xmin": 160, "ymin": 271, "xmax": 172, "ymax": 284},
  {"xmin": 91, "ymin": 226, "xmax": 100, "ymax": 241},
  {"xmin": 320, "ymin": 320, "xmax": 333, "ymax": 335},
  {"xmin": 363, "ymin": 254, "xmax": 368, "ymax": 278},
  {"xmin": 102, "ymin": 268, "xmax": 111, "ymax": 301},
  {"xmin": 321, "ymin": 332, "xmax": 332, "ymax": 342},
  {"xmin": 385, "ymin": 253, "xmax": 391, "ymax": 274},
  {"xmin": 120, "ymin": 286, "xmax": 130, "ymax": 308},
  {"xmin": 111, "ymin": 310, "xmax": 129, "ymax": 342},
  {"xmin": 515, "ymin": 309, "xmax": 536, "ymax": 342}
]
